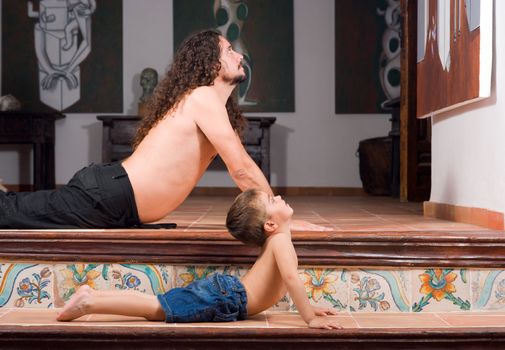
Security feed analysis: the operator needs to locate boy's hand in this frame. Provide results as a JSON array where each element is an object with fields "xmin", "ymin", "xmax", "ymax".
[
  {"xmin": 308, "ymin": 316, "xmax": 342, "ymax": 330},
  {"xmin": 312, "ymin": 306, "xmax": 338, "ymax": 316}
]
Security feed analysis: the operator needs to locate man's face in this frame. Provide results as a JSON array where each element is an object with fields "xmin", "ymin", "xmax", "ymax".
[
  {"xmin": 218, "ymin": 36, "xmax": 246, "ymax": 85},
  {"xmin": 258, "ymin": 192, "xmax": 294, "ymax": 223}
]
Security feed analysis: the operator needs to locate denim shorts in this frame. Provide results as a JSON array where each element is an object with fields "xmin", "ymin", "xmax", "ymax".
[
  {"xmin": 157, "ymin": 273, "xmax": 248, "ymax": 323},
  {"xmin": 0, "ymin": 162, "xmax": 141, "ymax": 229}
]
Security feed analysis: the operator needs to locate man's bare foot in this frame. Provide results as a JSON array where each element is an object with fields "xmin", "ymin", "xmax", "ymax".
[{"xmin": 56, "ymin": 285, "xmax": 93, "ymax": 321}]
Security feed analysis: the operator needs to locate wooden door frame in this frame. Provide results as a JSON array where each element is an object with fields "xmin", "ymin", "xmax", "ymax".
[{"xmin": 400, "ymin": 0, "xmax": 431, "ymax": 202}]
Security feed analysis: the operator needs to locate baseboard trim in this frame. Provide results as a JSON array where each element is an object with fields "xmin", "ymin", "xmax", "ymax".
[
  {"xmin": 191, "ymin": 187, "xmax": 366, "ymax": 196},
  {"xmin": 424, "ymin": 201, "xmax": 504, "ymax": 230}
]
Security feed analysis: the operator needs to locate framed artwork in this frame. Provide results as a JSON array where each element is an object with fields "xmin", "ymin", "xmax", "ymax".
[
  {"xmin": 2, "ymin": 0, "xmax": 123, "ymax": 113},
  {"xmin": 335, "ymin": 0, "xmax": 401, "ymax": 113},
  {"xmin": 416, "ymin": 0, "xmax": 492, "ymax": 118},
  {"xmin": 173, "ymin": 0, "xmax": 294, "ymax": 112}
]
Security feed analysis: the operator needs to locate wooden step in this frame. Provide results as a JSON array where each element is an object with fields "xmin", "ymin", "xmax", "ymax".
[
  {"xmin": 1, "ymin": 228, "xmax": 505, "ymax": 267},
  {"xmin": 2, "ymin": 309, "xmax": 505, "ymax": 350}
]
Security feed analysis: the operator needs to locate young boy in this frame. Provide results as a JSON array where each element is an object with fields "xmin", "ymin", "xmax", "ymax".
[{"xmin": 57, "ymin": 189, "xmax": 341, "ymax": 329}]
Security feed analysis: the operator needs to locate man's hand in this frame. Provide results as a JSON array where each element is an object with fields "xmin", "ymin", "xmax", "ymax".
[
  {"xmin": 308, "ymin": 316, "xmax": 342, "ymax": 330},
  {"xmin": 290, "ymin": 219, "xmax": 332, "ymax": 231},
  {"xmin": 313, "ymin": 306, "xmax": 339, "ymax": 316}
]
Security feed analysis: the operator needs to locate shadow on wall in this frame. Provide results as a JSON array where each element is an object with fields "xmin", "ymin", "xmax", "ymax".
[
  {"xmin": 0, "ymin": 145, "xmax": 32, "ymax": 184},
  {"xmin": 127, "ymin": 72, "xmax": 142, "ymax": 115},
  {"xmin": 82, "ymin": 122, "xmax": 103, "ymax": 164},
  {"xmin": 270, "ymin": 123, "xmax": 293, "ymax": 187}
]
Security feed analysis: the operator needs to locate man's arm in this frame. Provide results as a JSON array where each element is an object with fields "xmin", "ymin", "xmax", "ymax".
[
  {"xmin": 191, "ymin": 88, "xmax": 273, "ymax": 195},
  {"xmin": 270, "ymin": 235, "xmax": 341, "ymax": 329}
]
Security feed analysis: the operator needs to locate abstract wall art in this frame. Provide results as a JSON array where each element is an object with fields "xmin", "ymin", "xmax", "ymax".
[
  {"xmin": 173, "ymin": 0, "xmax": 294, "ymax": 112},
  {"xmin": 2, "ymin": 0, "xmax": 123, "ymax": 113},
  {"xmin": 416, "ymin": 0, "xmax": 493, "ymax": 118}
]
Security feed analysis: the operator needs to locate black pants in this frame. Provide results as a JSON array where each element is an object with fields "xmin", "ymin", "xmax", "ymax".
[{"xmin": 0, "ymin": 163, "xmax": 141, "ymax": 229}]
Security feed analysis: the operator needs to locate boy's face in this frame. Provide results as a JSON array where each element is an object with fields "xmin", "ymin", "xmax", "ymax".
[{"xmin": 258, "ymin": 192, "xmax": 293, "ymax": 223}]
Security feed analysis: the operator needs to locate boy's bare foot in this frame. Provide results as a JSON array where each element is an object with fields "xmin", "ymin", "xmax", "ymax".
[{"xmin": 56, "ymin": 285, "xmax": 93, "ymax": 322}]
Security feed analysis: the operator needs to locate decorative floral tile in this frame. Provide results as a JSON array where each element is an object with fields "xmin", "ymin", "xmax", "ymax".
[
  {"xmin": 173, "ymin": 265, "xmax": 243, "ymax": 288},
  {"xmin": 270, "ymin": 294, "xmax": 291, "ymax": 311},
  {"xmin": 0, "ymin": 263, "xmax": 53, "ymax": 309},
  {"xmin": 349, "ymin": 269, "xmax": 410, "ymax": 312},
  {"xmin": 471, "ymin": 269, "xmax": 505, "ymax": 311},
  {"xmin": 290, "ymin": 267, "xmax": 348, "ymax": 312},
  {"xmin": 110, "ymin": 264, "xmax": 175, "ymax": 295},
  {"xmin": 411, "ymin": 268, "xmax": 470, "ymax": 312},
  {"xmin": 53, "ymin": 263, "xmax": 111, "ymax": 307}
]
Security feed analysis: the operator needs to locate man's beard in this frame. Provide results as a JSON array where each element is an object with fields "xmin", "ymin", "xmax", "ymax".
[{"xmin": 224, "ymin": 72, "xmax": 247, "ymax": 85}]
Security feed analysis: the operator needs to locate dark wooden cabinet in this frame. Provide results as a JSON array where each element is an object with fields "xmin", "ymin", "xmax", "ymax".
[
  {"xmin": 97, "ymin": 115, "xmax": 276, "ymax": 180},
  {"xmin": 0, "ymin": 111, "xmax": 65, "ymax": 190}
]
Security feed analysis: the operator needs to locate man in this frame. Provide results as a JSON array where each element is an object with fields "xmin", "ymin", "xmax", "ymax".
[
  {"xmin": 0, "ymin": 30, "xmax": 322, "ymax": 230},
  {"xmin": 124, "ymin": 29, "xmax": 273, "ymax": 224}
]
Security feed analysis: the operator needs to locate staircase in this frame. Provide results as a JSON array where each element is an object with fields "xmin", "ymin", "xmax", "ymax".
[{"xmin": 1, "ymin": 195, "xmax": 505, "ymax": 349}]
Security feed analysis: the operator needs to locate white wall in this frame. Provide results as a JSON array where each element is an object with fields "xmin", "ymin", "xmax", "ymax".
[
  {"xmin": 430, "ymin": 0, "xmax": 505, "ymax": 214},
  {"xmin": 0, "ymin": 0, "xmax": 390, "ymax": 187}
]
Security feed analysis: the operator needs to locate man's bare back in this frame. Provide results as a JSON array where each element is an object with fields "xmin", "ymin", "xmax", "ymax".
[{"xmin": 122, "ymin": 88, "xmax": 220, "ymax": 222}]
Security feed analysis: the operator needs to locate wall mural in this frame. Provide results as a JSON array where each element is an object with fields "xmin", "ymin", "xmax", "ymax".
[
  {"xmin": 335, "ymin": 0, "xmax": 400, "ymax": 114},
  {"xmin": 173, "ymin": 0, "xmax": 294, "ymax": 112},
  {"xmin": 1, "ymin": 0, "xmax": 123, "ymax": 113},
  {"xmin": 416, "ymin": 0, "xmax": 492, "ymax": 118}
]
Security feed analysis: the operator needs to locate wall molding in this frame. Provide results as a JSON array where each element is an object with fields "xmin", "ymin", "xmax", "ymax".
[{"xmin": 424, "ymin": 201, "xmax": 504, "ymax": 230}]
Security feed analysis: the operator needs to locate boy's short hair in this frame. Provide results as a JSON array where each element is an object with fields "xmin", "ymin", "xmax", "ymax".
[{"xmin": 226, "ymin": 189, "xmax": 268, "ymax": 246}]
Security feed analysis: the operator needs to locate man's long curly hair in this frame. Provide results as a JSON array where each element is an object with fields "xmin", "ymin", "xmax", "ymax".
[{"xmin": 133, "ymin": 29, "xmax": 246, "ymax": 149}]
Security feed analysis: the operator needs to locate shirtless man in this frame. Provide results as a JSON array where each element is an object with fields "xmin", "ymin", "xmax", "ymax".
[
  {"xmin": 123, "ymin": 30, "xmax": 272, "ymax": 223},
  {"xmin": 0, "ymin": 30, "xmax": 271, "ymax": 229},
  {"xmin": 57, "ymin": 189, "xmax": 342, "ymax": 330},
  {"xmin": 0, "ymin": 30, "xmax": 323, "ymax": 230}
]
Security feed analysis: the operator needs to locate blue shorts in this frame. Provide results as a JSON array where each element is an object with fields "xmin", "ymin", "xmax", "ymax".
[{"xmin": 157, "ymin": 273, "xmax": 248, "ymax": 323}]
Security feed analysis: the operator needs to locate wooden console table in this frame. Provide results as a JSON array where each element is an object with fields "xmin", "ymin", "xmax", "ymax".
[
  {"xmin": 0, "ymin": 111, "xmax": 65, "ymax": 190},
  {"xmin": 97, "ymin": 115, "xmax": 276, "ymax": 180}
]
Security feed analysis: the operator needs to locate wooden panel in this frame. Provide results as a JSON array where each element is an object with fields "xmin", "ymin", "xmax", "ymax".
[
  {"xmin": 1, "ymin": 229, "xmax": 505, "ymax": 267},
  {"xmin": 2, "ymin": 325, "xmax": 505, "ymax": 350},
  {"xmin": 400, "ymin": 0, "xmax": 431, "ymax": 202}
]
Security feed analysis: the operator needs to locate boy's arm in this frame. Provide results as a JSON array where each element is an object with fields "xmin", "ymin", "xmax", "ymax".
[
  {"xmin": 271, "ymin": 235, "xmax": 340, "ymax": 330},
  {"xmin": 271, "ymin": 236, "xmax": 315, "ymax": 324}
]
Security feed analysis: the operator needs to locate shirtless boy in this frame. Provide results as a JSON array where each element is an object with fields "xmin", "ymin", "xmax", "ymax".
[
  {"xmin": 56, "ymin": 189, "xmax": 342, "ymax": 329},
  {"xmin": 0, "ymin": 30, "xmax": 272, "ymax": 229}
]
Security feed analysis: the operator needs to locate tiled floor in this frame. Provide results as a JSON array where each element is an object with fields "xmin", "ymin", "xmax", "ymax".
[
  {"xmin": 160, "ymin": 195, "xmax": 486, "ymax": 233},
  {"xmin": 2, "ymin": 308, "xmax": 505, "ymax": 329}
]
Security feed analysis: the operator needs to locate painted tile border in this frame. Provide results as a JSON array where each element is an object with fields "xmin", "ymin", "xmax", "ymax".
[{"xmin": 3, "ymin": 262, "xmax": 505, "ymax": 313}]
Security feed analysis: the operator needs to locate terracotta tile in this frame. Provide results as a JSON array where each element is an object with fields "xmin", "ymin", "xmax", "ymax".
[
  {"xmin": 470, "ymin": 207, "xmax": 489, "ymax": 228},
  {"xmin": 0, "ymin": 308, "xmax": 59, "ymax": 324},
  {"xmin": 438, "ymin": 313, "xmax": 505, "ymax": 327},
  {"xmin": 352, "ymin": 312, "xmax": 449, "ymax": 328},
  {"xmin": 84, "ymin": 314, "xmax": 152, "ymax": 324},
  {"xmin": 177, "ymin": 313, "xmax": 268, "ymax": 328},
  {"xmin": 488, "ymin": 211, "xmax": 505, "ymax": 230},
  {"xmin": 266, "ymin": 313, "xmax": 307, "ymax": 328},
  {"xmin": 266, "ymin": 312, "xmax": 356, "ymax": 329},
  {"xmin": 0, "ymin": 309, "xmax": 12, "ymax": 319}
]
